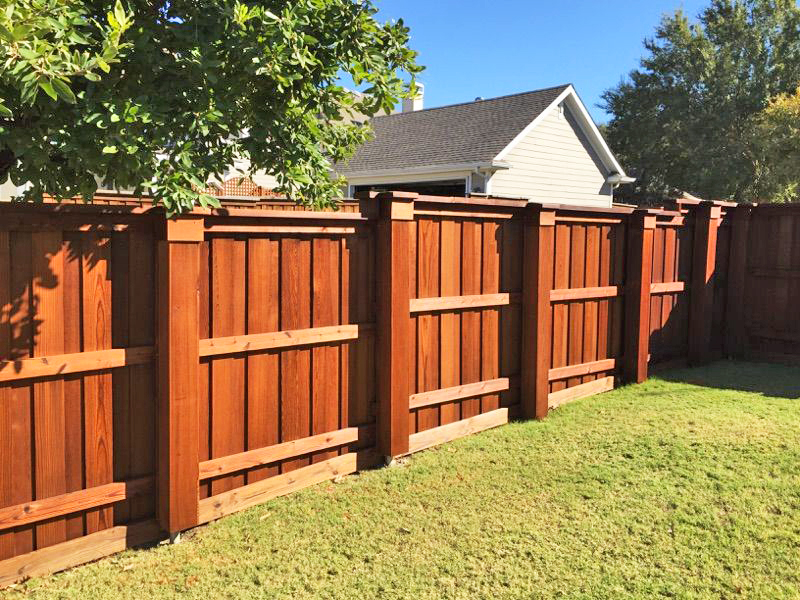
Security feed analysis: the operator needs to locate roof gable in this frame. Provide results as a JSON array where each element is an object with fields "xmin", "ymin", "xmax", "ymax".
[
  {"xmin": 495, "ymin": 85, "xmax": 625, "ymax": 176},
  {"xmin": 337, "ymin": 85, "xmax": 570, "ymax": 175}
]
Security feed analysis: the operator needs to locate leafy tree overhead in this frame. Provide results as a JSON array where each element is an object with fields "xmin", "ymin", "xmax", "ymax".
[
  {"xmin": 602, "ymin": 0, "xmax": 800, "ymax": 203},
  {"xmin": 0, "ymin": 0, "xmax": 421, "ymax": 213}
]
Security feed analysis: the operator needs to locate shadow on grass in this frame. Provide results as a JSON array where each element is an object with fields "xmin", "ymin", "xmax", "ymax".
[{"xmin": 655, "ymin": 360, "xmax": 800, "ymax": 400}]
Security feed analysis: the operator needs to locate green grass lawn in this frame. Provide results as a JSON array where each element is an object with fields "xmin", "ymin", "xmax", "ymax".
[{"xmin": 5, "ymin": 361, "xmax": 800, "ymax": 599}]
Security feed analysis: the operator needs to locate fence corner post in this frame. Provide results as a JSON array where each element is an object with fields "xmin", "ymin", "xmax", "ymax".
[
  {"xmin": 156, "ymin": 215, "xmax": 203, "ymax": 534},
  {"xmin": 723, "ymin": 203, "xmax": 752, "ymax": 359},
  {"xmin": 688, "ymin": 201, "xmax": 722, "ymax": 365},
  {"xmin": 624, "ymin": 210, "xmax": 656, "ymax": 384},
  {"xmin": 373, "ymin": 191, "xmax": 416, "ymax": 460},
  {"xmin": 521, "ymin": 205, "xmax": 555, "ymax": 420}
]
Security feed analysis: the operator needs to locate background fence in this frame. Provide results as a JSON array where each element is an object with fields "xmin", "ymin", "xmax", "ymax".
[{"xmin": 0, "ymin": 193, "xmax": 796, "ymax": 586}]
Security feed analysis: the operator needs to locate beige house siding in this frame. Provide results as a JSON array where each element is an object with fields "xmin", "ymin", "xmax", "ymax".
[
  {"xmin": 0, "ymin": 179, "xmax": 23, "ymax": 201},
  {"xmin": 489, "ymin": 103, "xmax": 612, "ymax": 207}
]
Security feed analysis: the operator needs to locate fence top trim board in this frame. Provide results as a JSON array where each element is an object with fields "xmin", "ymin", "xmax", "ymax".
[
  {"xmin": 413, "ymin": 194, "xmax": 529, "ymax": 209},
  {"xmin": 206, "ymin": 208, "xmax": 368, "ymax": 221}
]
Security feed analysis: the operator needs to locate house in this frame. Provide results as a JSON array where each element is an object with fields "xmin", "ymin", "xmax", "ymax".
[{"xmin": 336, "ymin": 84, "xmax": 633, "ymax": 207}]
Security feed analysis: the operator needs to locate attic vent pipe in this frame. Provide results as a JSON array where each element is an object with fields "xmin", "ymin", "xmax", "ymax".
[
  {"xmin": 402, "ymin": 83, "xmax": 425, "ymax": 112},
  {"xmin": 475, "ymin": 97, "xmax": 484, "ymax": 101}
]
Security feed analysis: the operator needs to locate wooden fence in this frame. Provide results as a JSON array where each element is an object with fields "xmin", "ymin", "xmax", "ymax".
[{"xmin": 0, "ymin": 193, "xmax": 795, "ymax": 586}]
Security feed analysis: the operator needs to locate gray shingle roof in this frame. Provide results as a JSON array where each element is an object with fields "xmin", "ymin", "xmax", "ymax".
[{"xmin": 337, "ymin": 84, "xmax": 571, "ymax": 174}]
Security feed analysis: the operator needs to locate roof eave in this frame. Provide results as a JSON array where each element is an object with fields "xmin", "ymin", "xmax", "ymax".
[{"xmin": 339, "ymin": 160, "xmax": 510, "ymax": 180}]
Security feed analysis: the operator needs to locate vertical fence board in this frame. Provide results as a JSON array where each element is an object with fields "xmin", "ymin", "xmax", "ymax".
[
  {"xmin": 0, "ymin": 231, "xmax": 16, "ymax": 559},
  {"xmin": 460, "ymin": 221, "xmax": 482, "ymax": 419},
  {"xmin": 7, "ymin": 232, "xmax": 34, "ymax": 555},
  {"xmin": 110, "ymin": 232, "xmax": 131, "ymax": 524},
  {"xmin": 127, "ymin": 231, "xmax": 155, "ymax": 521},
  {"xmin": 416, "ymin": 218, "xmax": 440, "ymax": 432},
  {"xmin": 311, "ymin": 238, "xmax": 341, "ymax": 462},
  {"xmin": 596, "ymin": 225, "xmax": 611, "ymax": 368},
  {"xmin": 551, "ymin": 224, "xmax": 571, "ymax": 392},
  {"xmin": 246, "ymin": 238, "xmax": 280, "ymax": 481},
  {"xmin": 583, "ymin": 226, "xmax": 600, "ymax": 383},
  {"xmin": 82, "ymin": 234, "xmax": 114, "ymax": 534},
  {"xmin": 610, "ymin": 224, "xmax": 626, "ymax": 359},
  {"xmin": 280, "ymin": 237, "xmax": 312, "ymax": 471},
  {"xmin": 338, "ymin": 236, "xmax": 350, "ymax": 449},
  {"xmin": 348, "ymin": 231, "xmax": 374, "ymax": 430},
  {"xmin": 198, "ymin": 241, "xmax": 211, "ymax": 500},
  {"xmin": 499, "ymin": 221, "xmax": 522, "ymax": 408},
  {"xmin": 31, "ymin": 231, "xmax": 68, "ymax": 549},
  {"xmin": 661, "ymin": 227, "xmax": 677, "ymax": 355},
  {"xmin": 439, "ymin": 219, "xmax": 461, "ymax": 425},
  {"xmin": 480, "ymin": 222, "xmax": 500, "ymax": 413},
  {"xmin": 210, "ymin": 238, "xmax": 246, "ymax": 491},
  {"xmin": 567, "ymin": 226, "xmax": 585, "ymax": 388},
  {"xmin": 61, "ymin": 234, "xmax": 84, "ymax": 540}
]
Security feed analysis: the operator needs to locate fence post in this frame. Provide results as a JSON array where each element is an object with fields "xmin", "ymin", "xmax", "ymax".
[
  {"xmin": 156, "ymin": 215, "xmax": 203, "ymax": 534},
  {"xmin": 372, "ymin": 191, "xmax": 416, "ymax": 460},
  {"xmin": 624, "ymin": 210, "xmax": 655, "ymax": 383},
  {"xmin": 521, "ymin": 205, "xmax": 555, "ymax": 419},
  {"xmin": 723, "ymin": 204, "xmax": 752, "ymax": 358},
  {"xmin": 688, "ymin": 202, "xmax": 722, "ymax": 365}
]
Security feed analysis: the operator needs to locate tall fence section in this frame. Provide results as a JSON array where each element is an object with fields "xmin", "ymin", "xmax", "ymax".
[{"xmin": 0, "ymin": 194, "xmax": 796, "ymax": 586}]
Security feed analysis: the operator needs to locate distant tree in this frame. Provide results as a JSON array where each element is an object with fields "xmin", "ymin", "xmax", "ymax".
[
  {"xmin": 602, "ymin": 0, "xmax": 800, "ymax": 203},
  {"xmin": 0, "ymin": 1, "xmax": 421, "ymax": 213},
  {"xmin": 750, "ymin": 87, "xmax": 800, "ymax": 202}
]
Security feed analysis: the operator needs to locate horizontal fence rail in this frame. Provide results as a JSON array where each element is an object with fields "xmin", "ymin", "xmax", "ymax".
[{"xmin": 0, "ymin": 192, "xmax": 795, "ymax": 587}]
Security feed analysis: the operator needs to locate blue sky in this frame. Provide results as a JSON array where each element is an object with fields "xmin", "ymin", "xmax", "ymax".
[{"xmin": 373, "ymin": 0, "xmax": 708, "ymax": 123}]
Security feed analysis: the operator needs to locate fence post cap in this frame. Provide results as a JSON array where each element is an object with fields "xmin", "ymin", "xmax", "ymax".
[
  {"xmin": 162, "ymin": 214, "xmax": 205, "ymax": 242},
  {"xmin": 524, "ymin": 203, "xmax": 556, "ymax": 226},
  {"xmin": 354, "ymin": 191, "xmax": 380, "ymax": 219},
  {"xmin": 376, "ymin": 191, "xmax": 417, "ymax": 221},
  {"xmin": 630, "ymin": 209, "xmax": 657, "ymax": 230}
]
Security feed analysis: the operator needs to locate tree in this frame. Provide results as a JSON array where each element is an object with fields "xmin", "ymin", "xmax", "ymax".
[
  {"xmin": 750, "ymin": 86, "xmax": 800, "ymax": 202},
  {"xmin": 601, "ymin": 0, "xmax": 800, "ymax": 203},
  {"xmin": 0, "ymin": 0, "xmax": 421, "ymax": 213}
]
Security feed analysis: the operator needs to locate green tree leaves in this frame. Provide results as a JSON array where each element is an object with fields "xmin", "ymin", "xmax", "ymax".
[
  {"xmin": 0, "ymin": 0, "xmax": 422, "ymax": 214},
  {"xmin": 749, "ymin": 87, "xmax": 800, "ymax": 202},
  {"xmin": 602, "ymin": 0, "xmax": 800, "ymax": 204}
]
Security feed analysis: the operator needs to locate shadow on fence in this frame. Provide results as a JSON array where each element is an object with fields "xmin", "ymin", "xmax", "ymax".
[{"xmin": 1, "ymin": 228, "xmax": 112, "ymax": 374}]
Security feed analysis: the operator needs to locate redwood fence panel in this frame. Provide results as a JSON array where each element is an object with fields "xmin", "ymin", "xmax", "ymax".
[
  {"xmin": 545, "ymin": 208, "xmax": 628, "ymax": 407},
  {"xmin": 0, "ymin": 193, "xmax": 797, "ymax": 586},
  {"xmin": 740, "ymin": 204, "xmax": 800, "ymax": 363},
  {"xmin": 404, "ymin": 195, "xmax": 528, "ymax": 451},
  {"xmin": 0, "ymin": 205, "xmax": 158, "ymax": 578}
]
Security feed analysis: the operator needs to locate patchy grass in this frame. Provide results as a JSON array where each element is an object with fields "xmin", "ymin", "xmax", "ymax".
[{"xmin": 5, "ymin": 361, "xmax": 800, "ymax": 599}]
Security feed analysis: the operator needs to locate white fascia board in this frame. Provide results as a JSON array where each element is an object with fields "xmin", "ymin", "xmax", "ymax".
[
  {"xmin": 494, "ymin": 85, "xmax": 573, "ymax": 162},
  {"xmin": 339, "ymin": 160, "xmax": 509, "ymax": 180},
  {"xmin": 494, "ymin": 85, "xmax": 627, "ymax": 178}
]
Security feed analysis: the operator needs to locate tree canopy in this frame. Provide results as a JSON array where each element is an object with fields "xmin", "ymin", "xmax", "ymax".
[
  {"xmin": 602, "ymin": 0, "xmax": 800, "ymax": 203},
  {"xmin": 751, "ymin": 86, "xmax": 800, "ymax": 202},
  {"xmin": 0, "ymin": 0, "xmax": 421, "ymax": 213}
]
